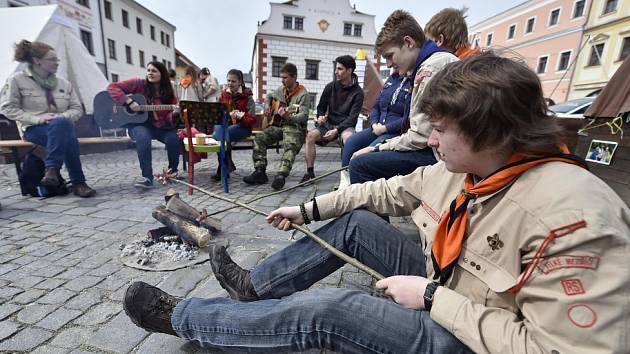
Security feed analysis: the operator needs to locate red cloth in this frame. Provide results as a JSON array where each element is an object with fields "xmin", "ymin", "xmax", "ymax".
[
  {"xmin": 219, "ymin": 88, "xmax": 256, "ymax": 131},
  {"xmin": 177, "ymin": 127, "xmax": 207, "ymax": 164}
]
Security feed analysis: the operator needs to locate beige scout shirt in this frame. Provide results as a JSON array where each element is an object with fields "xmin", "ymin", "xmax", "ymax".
[
  {"xmin": 316, "ymin": 161, "xmax": 630, "ymax": 354},
  {"xmin": 378, "ymin": 52, "xmax": 458, "ymax": 155},
  {"xmin": 0, "ymin": 68, "xmax": 82, "ymax": 136}
]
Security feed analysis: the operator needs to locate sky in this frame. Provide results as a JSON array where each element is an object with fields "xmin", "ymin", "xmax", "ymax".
[{"xmin": 136, "ymin": 0, "xmax": 525, "ymax": 83}]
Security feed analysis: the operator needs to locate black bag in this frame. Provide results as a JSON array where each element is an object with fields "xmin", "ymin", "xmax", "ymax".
[{"xmin": 18, "ymin": 150, "xmax": 69, "ymax": 198}]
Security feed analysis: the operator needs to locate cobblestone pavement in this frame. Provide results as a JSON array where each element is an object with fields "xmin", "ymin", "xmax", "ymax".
[{"xmin": 0, "ymin": 143, "xmax": 418, "ymax": 353}]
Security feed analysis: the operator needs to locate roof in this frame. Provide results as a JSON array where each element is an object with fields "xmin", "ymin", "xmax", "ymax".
[{"xmin": 175, "ymin": 49, "xmax": 200, "ymax": 71}]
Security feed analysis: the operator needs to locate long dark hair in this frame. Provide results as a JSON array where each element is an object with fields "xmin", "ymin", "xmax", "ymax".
[
  {"xmin": 144, "ymin": 61, "xmax": 175, "ymax": 103},
  {"xmin": 227, "ymin": 69, "xmax": 246, "ymax": 92}
]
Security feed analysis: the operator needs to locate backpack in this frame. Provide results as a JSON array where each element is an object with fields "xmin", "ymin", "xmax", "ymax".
[{"xmin": 18, "ymin": 150, "xmax": 70, "ymax": 198}]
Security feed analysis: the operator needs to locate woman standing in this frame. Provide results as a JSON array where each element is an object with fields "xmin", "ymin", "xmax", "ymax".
[
  {"xmin": 0, "ymin": 40, "xmax": 96, "ymax": 197},
  {"xmin": 174, "ymin": 66, "xmax": 203, "ymax": 103},
  {"xmin": 212, "ymin": 69, "xmax": 255, "ymax": 181},
  {"xmin": 107, "ymin": 61, "xmax": 180, "ymax": 189}
]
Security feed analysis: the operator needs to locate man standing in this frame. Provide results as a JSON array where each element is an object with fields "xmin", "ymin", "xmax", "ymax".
[
  {"xmin": 243, "ymin": 63, "xmax": 310, "ymax": 190},
  {"xmin": 199, "ymin": 67, "xmax": 220, "ymax": 102},
  {"xmin": 301, "ymin": 55, "xmax": 363, "ymax": 182}
]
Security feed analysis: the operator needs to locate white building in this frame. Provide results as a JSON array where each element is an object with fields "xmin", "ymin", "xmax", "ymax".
[
  {"xmin": 1, "ymin": 0, "xmax": 175, "ymax": 82},
  {"xmin": 251, "ymin": 0, "xmax": 377, "ymax": 107}
]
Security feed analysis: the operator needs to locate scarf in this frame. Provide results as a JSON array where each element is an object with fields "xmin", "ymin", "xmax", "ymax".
[
  {"xmin": 431, "ymin": 148, "xmax": 587, "ymax": 285},
  {"xmin": 30, "ymin": 67, "xmax": 58, "ymax": 110},
  {"xmin": 283, "ymin": 83, "xmax": 305, "ymax": 102},
  {"xmin": 455, "ymin": 45, "xmax": 481, "ymax": 59},
  {"xmin": 180, "ymin": 75, "xmax": 193, "ymax": 88}
]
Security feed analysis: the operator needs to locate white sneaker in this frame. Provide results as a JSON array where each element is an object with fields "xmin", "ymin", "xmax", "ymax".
[{"xmin": 134, "ymin": 177, "xmax": 155, "ymax": 189}]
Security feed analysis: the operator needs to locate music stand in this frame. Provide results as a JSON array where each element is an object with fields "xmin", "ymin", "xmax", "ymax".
[{"xmin": 179, "ymin": 101, "xmax": 230, "ymax": 194}]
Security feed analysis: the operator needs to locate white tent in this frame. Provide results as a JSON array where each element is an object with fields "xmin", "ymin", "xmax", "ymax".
[{"xmin": 0, "ymin": 5, "xmax": 107, "ymax": 114}]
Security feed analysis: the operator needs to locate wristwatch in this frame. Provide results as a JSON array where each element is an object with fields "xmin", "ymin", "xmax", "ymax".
[{"xmin": 423, "ymin": 281, "xmax": 440, "ymax": 312}]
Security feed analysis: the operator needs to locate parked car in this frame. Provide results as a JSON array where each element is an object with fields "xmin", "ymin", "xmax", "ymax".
[{"xmin": 548, "ymin": 97, "xmax": 595, "ymax": 118}]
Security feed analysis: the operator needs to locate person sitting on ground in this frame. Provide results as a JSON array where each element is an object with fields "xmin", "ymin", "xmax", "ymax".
[
  {"xmin": 301, "ymin": 55, "xmax": 363, "ymax": 182},
  {"xmin": 175, "ymin": 65, "xmax": 203, "ymax": 103},
  {"xmin": 338, "ymin": 66, "xmax": 412, "ymax": 187},
  {"xmin": 243, "ymin": 63, "xmax": 310, "ymax": 190},
  {"xmin": 199, "ymin": 67, "xmax": 220, "ymax": 103},
  {"xmin": 212, "ymin": 69, "xmax": 256, "ymax": 181},
  {"xmin": 123, "ymin": 51, "xmax": 630, "ymax": 354},
  {"xmin": 424, "ymin": 7, "xmax": 480, "ymax": 59},
  {"xmin": 107, "ymin": 61, "xmax": 180, "ymax": 189},
  {"xmin": 0, "ymin": 40, "xmax": 96, "ymax": 197}
]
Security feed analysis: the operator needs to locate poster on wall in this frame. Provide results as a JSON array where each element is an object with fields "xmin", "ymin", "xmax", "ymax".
[{"xmin": 585, "ymin": 139, "xmax": 618, "ymax": 165}]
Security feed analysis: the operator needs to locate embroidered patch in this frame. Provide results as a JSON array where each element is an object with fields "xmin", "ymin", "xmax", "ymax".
[
  {"xmin": 420, "ymin": 201, "xmax": 440, "ymax": 222},
  {"xmin": 561, "ymin": 279, "xmax": 585, "ymax": 296},
  {"xmin": 414, "ymin": 70, "xmax": 432, "ymax": 87},
  {"xmin": 537, "ymin": 255, "xmax": 600, "ymax": 275},
  {"xmin": 567, "ymin": 304, "xmax": 597, "ymax": 328},
  {"xmin": 486, "ymin": 234, "xmax": 504, "ymax": 251}
]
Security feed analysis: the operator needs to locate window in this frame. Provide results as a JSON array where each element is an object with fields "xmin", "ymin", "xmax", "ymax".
[
  {"xmin": 380, "ymin": 68, "xmax": 391, "ymax": 79},
  {"xmin": 125, "ymin": 45, "xmax": 132, "ymax": 64},
  {"xmin": 165, "ymin": 34, "xmax": 170, "ymax": 48},
  {"xmin": 139, "ymin": 50, "xmax": 145, "ymax": 67},
  {"xmin": 162, "ymin": 59, "xmax": 167, "ymax": 66},
  {"xmin": 107, "ymin": 39, "xmax": 116, "ymax": 59},
  {"xmin": 76, "ymin": 0, "xmax": 89, "ymax": 8},
  {"xmin": 573, "ymin": 0, "xmax": 586, "ymax": 18},
  {"xmin": 526, "ymin": 17, "xmax": 535, "ymax": 33},
  {"xmin": 474, "ymin": 38, "xmax": 480, "ymax": 47},
  {"xmin": 160, "ymin": 31, "xmax": 165, "ymax": 45},
  {"xmin": 283, "ymin": 16, "xmax": 293, "ymax": 29},
  {"xmin": 271, "ymin": 56, "xmax": 287, "ymax": 77},
  {"xmin": 111, "ymin": 73, "xmax": 118, "ymax": 82},
  {"xmin": 152, "ymin": 55, "xmax": 157, "ymax": 62},
  {"xmin": 308, "ymin": 93, "xmax": 317, "ymax": 111},
  {"xmin": 618, "ymin": 37, "xmax": 630, "ymax": 61},
  {"xmin": 558, "ymin": 51, "xmax": 571, "ymax": 71},
  {"xmin": 122, "ymin": 9, "xmax": 129, "ymax": 28},
  {"xmin": 104, "ymin": 0, "xmax": 112, "ymax": 20},
  {"xmin": 167, "ymin": 61, "xmax": 172, "ymax": 70},
  {"xmin": 537, "ymin": 56, "xmax": 548, "ymax": 74},
  {"xmin": 549, "ymin": 9, "xmax": 560, "ymax": 26},
  {"xmin": 294, "ymin": 17, "xmax": 303, "ymax": 31},
  {"xmin": 344, "ymin": 23, "xmax": 352, "ymax": 36},
  {"xmin": 587, "ymin": 43, "xmax": 604, "ymax": 66},
  {"xmin": 136, "ymin": 17, "xmax": 142, "ymax": 34},
  {"xmin": 150, "ymin": 25, "xmax": 155, "ymax": 40},
  {"xmin": 603, "ymin": 0, "xmax": 618, "ymax": 15},
  {"xmin": 486, "ymin": 33, "xmax": 493, "ymax": 46},
  {"xmin": 354, "ymin": 24, "xmax": 362, "ymax": 37},
  {"xmin": 507, "ymin": 24, "xmax": 516, "ymax": 39},
  {"xmin": 80, "ymin": 29, "xmax": 94, "ymax": 55},
  {"xmin": 305, "ymin": 60, "xmax": 319, "ymax": 80}
]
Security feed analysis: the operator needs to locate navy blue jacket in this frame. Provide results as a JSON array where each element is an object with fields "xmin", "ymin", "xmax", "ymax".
[{"xmin": 369, "ymin": 73, "xmax": 412, "ymax": 135}]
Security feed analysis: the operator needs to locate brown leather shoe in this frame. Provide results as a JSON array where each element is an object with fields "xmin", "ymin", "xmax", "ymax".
[
  {"xmin": 72, "ymin": 182, "xmax": 96, "ymax": 198},
  {"xmin": 41, "ymin": 166, "xmax": 61, "ymax": 187}
]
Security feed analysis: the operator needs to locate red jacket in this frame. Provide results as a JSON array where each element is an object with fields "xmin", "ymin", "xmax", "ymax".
[
  {"xmin": 219, "ymin": 87, "xmax": 256, "ymax": 131},
  {"xmin": 107, "ymin": 78, "xmax": 178, "ymax": 129}
]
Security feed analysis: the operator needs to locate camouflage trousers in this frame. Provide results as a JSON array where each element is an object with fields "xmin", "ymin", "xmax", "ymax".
[{"xmin": 253, "ymin": 125, "xmax": 305, "ymax": 175}]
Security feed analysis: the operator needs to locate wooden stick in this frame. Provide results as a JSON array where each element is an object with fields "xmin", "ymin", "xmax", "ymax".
[{"xmin": 162, "ymin": 177, "xmax": 384, "ymax": 281}]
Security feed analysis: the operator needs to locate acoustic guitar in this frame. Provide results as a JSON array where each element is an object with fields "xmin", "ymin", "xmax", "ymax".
[
  {"xmin": 93, "ymin": 91, "xmax": 178, "ymax": 129},
  {"xmin": 266, "ymin": 98, "xmax": 300, "ymax": 127}
]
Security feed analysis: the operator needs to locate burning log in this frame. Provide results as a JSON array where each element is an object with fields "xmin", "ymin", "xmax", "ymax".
[
  {"xmin": 164, "ymin": 190, "xmax": 221, "ymax": 234},
  {"xmin": 152, "ymin": 206, "xmax": 212, "ymax": 248}
]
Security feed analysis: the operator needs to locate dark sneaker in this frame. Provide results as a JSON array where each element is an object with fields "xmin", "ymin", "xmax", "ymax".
[
  {"xmin": 243, "ymin": 168, "xmax": 268, "ymax": 185},
  {"xmin": 72, "ymin": 182, "xmax": 96, "ymax": 198},
  {"xmin": 123, "ymin": 281, "xmax": 181, "ymax": 336},
  {"xmin": 212, "ymin": 165, "xmax": 230, "ymax": 182},
  {"xmin": 41, "ymin": 166, "xmax": 61, "ymax": 187},
  {"xmin": 299, "ymin": 173, "xmax": 315, "ymax": 183},
  {"xmin": 271, "ymin": 174, "xmax": 286, "ymax": 190},
  {"xmin": 134, "ymin": 177, "xmax": 154, "ymax": 189},
  {"xmin": 210, "ymin": 245, "xmax": 259, "ymax": 302}
]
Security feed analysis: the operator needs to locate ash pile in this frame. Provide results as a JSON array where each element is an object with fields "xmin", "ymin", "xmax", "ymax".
[{"xmin": 119, "ymin": 189, "xmax": 222, "ymax": 271}]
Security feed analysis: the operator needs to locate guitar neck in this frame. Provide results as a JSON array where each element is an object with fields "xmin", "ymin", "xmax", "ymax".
[{"xmin": 137, "ymin": 104, "xmax": 176, "ymax": 111}]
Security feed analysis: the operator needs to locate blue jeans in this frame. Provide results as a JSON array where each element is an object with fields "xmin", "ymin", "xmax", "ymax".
[
  {"xmin": 23, "ymin": 118, "xmax": 86, "ymax": 183},
  {"xmin": 171, "ymin": 210, "xmax": 471, "ymax": 354},
  {"xmin": 213, "ymin": 124, "xmax": 251, "ymax": 143},
  {"xmin": 349, "ymin": 147, "xmax": 437, "ymax": 184},
  {"xmin": 341, "ymin": 128, "xmax": 398, "ymax": 167},
  {"xmin": 128, "ymin": 123, "xmax": 179, "ymax": 180}
]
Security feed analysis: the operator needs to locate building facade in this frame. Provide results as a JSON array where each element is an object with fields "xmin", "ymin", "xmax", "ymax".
[
  {"xmin": 1, "ymin": 0, "xmax": 175, "ymax": 82},
  {"xmin": 250, "ymin": 0, "xmax": 377, "ymax": 108},
  {"xmin": 469, "ymin": 0, "xmax": 590, "ymax": 103},
  {"xmin": 568, "ymin": 0, "xmax": 630, "ymax": 99}
]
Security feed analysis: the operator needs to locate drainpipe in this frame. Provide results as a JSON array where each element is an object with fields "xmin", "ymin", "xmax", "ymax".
[{"xmin": 96, "ymin": 0, "xmax": 108, "ymax": 78}]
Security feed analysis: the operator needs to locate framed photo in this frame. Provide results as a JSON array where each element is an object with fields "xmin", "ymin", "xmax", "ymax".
[{"xmin": 585, "ymin": 139, "xmax": 618, "ymax": 165}]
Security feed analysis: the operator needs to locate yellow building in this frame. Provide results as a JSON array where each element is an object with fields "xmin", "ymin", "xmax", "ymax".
[{"xmin": 568, "ymin": 0, "xmax": 630, "ymax": 99}]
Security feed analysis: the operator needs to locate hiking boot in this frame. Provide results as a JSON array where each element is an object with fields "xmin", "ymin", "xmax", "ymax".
[
  {"xmin": 212, "ymin": 165, "xmax": 230, "ymax": 182},
  {"xmin": 271, "ymin": 174, "xmax": 286, "ymax": 190},
  {"xmin": 123, "ymin": 281, "xmax": 181, "ymax": 336},
  {"xmin": 243, "ymin": 168, "xmax": 268, "ymax": 185},
  {"xmin": 134, "ymin": 177, "xmax": 155, "ymax": 189},
  {"xmin": 299, "ymin": 173, "xmax": 315, "ymax": 183},
  {"xmin": 72, "ymin": 182, "xmax": 96, "ymax": 198},
  {"xmin": 41, "ymin": 166, "xmax": 61, "ymax": 187},
  {"xmin": 210, "ymin": 245, "xmax": 259, "ymax": 302}
]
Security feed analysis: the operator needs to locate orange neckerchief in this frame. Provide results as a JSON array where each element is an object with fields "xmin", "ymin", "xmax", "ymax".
[
  {"xmin": 283, "ymin": 83, "xmax": 305, "ymax": 101},
  {"xmin": 431, "ymin": 147, "xmax": 587, "ymax": 285},
  {"xmin": 180, "ymin": 75, "xmax": 193, "ymax": 88},
  {"xmin": 455, "ymin": 45, "xmax": 481, "ymax": 59}
]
